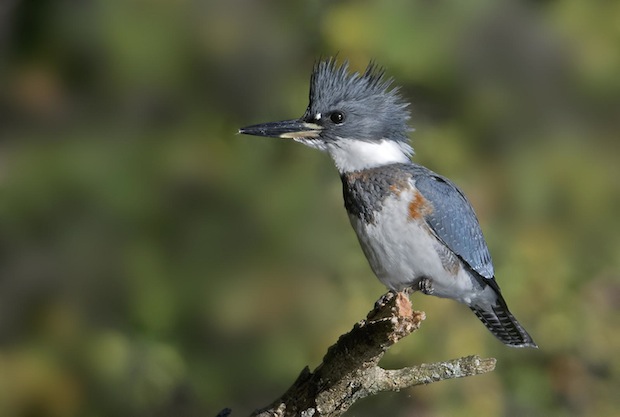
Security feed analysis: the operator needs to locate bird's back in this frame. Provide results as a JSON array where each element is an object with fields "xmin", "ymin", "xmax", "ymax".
[
  {"xmin": 341, "ymin": 162, "xmax": 536, "ymax": 347},
  {"xmin": 340, "ymin": 162, "xmax": 486, "ymax": 298}
]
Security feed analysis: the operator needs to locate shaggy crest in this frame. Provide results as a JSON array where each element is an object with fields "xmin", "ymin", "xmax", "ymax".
[{"xmin": 306, "ymin": 58, "xmax": 412, "ymax": 143}]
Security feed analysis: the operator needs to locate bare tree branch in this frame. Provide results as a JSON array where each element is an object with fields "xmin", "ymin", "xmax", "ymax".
[{"xmin": 221, "ymin": 292, "xmax": 496, "ymax": 417}]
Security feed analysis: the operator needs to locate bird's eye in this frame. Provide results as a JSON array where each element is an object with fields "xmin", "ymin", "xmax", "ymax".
[{"xmin": 330, "ymin": 111, "xmax": 345, "ymax": 124}]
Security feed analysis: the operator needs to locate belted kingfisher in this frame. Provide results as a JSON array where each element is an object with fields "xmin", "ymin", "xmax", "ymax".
[{"xmin": 239, "ymin": 59, "xmax": 537, "ymax": 348}]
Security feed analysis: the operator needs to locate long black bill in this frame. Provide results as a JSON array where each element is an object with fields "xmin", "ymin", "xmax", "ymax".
[{"xmin": 239, "ymin": 119, "xmax": 322, "ymax": 139}]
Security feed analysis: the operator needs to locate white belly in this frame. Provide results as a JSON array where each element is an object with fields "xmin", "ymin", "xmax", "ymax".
[{"xmin": 349, "ymin": 191, "xmax": 489, "ymax": 306}]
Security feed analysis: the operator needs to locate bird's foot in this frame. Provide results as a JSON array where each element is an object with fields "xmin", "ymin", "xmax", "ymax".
[{"xmin": 418, "ymin": 277, "xmax": 434, "ymax": 295}]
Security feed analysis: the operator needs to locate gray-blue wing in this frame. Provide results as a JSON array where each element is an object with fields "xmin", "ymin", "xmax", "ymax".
[{"xmin": 412, "ymin": 166, "xmax": 495, "ymax": 279}]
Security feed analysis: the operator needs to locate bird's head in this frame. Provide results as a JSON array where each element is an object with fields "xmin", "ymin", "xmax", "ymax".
[{"xmin": 240, "ymin": 59, "xmax": 414, "ymax": 173}]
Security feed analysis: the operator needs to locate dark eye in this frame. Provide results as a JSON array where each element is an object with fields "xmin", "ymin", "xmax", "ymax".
[{"xmin": 330, "ymin": 111, "xmax": 345, "ymax": 124}]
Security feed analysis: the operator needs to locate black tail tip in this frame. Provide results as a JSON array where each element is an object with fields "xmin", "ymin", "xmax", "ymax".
[
  {"xmin": 470, "ymin": 305, "xmax": 538, "ymax": 349},
  {"xmin": 506, "ymin": 340, "xmax": 538, "ymax": 349}
]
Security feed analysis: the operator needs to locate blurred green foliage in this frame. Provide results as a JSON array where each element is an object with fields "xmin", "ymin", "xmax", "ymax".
[{"xmin": 1, "ymin": 0, "xmax": 619, "ymax": 416}]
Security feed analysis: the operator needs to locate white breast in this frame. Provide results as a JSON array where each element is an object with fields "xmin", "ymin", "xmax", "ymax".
[{"xmin": 349, "ymin": 189, "xmax": 491, "ymax": 306}]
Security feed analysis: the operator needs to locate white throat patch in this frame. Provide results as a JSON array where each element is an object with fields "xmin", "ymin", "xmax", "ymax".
[{"xmin": 326, "ymin": 138, "xmax": 413, "ymax": 173}]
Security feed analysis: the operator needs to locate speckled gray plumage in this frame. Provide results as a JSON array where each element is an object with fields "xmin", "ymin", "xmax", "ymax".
[
  {"xmin": 342, "ymin": 162, "xmax": 494, "ymax": 281},
  {"xmin": 342, "ymin": 162, "xmax": 536, "ymax": 347},
  {"xmin": 341, "ymin": 164, "xmax": 411, "ymax": 224}
]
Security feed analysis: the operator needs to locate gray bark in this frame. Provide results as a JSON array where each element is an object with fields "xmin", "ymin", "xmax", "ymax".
[{"xmin": 221, "ymin": 292, "xmax": 496, "ymax": 417}]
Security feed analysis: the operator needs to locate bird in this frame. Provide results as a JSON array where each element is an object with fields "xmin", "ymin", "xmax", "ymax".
[{"xmin": 239, "ymin": 59, "xmax": 537, "ymax": 348}]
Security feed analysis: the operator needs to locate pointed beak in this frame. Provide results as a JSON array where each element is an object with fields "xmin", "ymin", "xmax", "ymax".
[{"xmin": 239, "ymin": 119, "xmax": 322, "ymax": 139}]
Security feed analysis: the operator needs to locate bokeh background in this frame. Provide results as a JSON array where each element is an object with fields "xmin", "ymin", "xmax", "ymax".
[{"xmin": 1, "ymin": 0, "xmax": 619, "ymax": 416}]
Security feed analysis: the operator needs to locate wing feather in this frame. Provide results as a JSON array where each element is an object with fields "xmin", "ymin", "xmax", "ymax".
[{"xmin": 411, "ymin": 166, "xmax": 495, "ymax": 279}]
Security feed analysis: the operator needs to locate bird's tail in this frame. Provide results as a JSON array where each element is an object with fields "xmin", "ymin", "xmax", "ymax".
[{"xmin": 470, "ymin": 295, "xmax": 537, "ymax": 348}]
